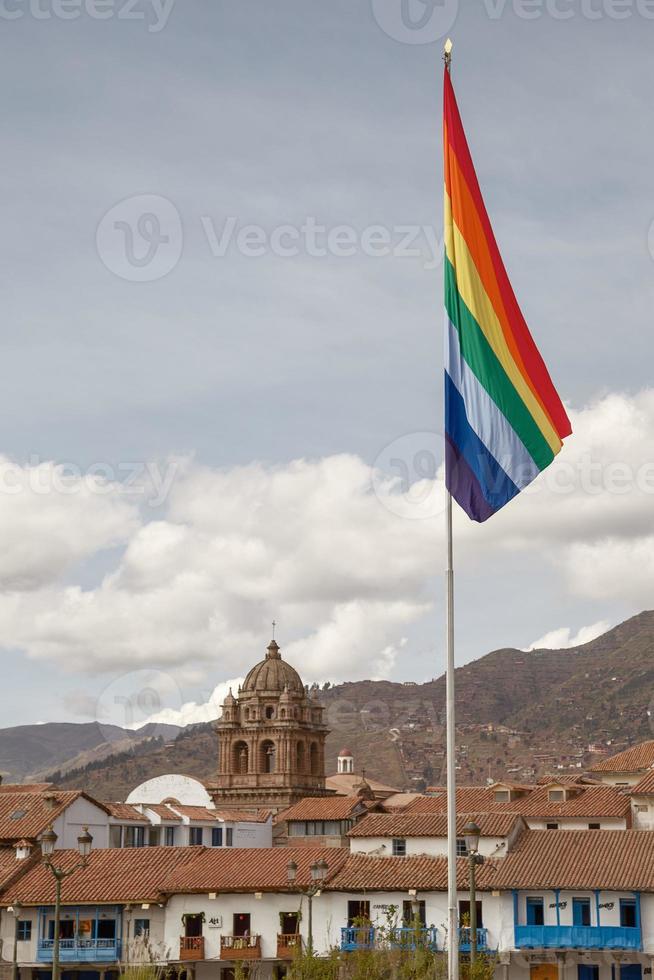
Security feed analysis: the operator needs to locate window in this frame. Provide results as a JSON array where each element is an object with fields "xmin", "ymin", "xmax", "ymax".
[
  {"xmin": 459, "ymin": 900, "xmax": 483, "ymax": 927},
  {"xmin": 164, "ymin": 826, "xmax": 175, "ymax": 846},
  {"xmin": 124, "ymin": 826, "xmax": 145, "ymax": 848},
  {"xmin": 212, "ymin": 827, "xmax": 224, "ymax": 847},
  {"xmin": 10, "ymin": 809, "xmax": 27, "ymax": 821},
  {"xmin": 148, "ymin": 828, "xmax": 160, "ymax": 846},
  {"xmin": 494, "ymin": 790, "xmax": 510, "ymax": 802},
  {"xmin": 572, "ymin": 898, "xmax": 591, "ymax": 927},
  {"xmin": 546, "ymin": 823, "xmax": 559, "ymax": 830},
  {"xmin": 548, "ymin": 790, "xmax": 565, "ymax": 802},
  {"xmin": 456, "ymin": 838, "xmax": 468, "ymax": 857},
  {"xmin": 347, "ymin": 901, "xmax": 370, "ymax": 926},
  {"xmin": 233, "ymin": 913, "xmax": 250, "ymax": 937},
  {"xmin": 16, "ymin": 920, "xmax": 32, "ymax": 941},
  {"xmin": 588, "ymin": 823, "xmax": 601, "ymax": 830},
  {"xmin": 392, "ymin": 838, "xmax": 407, "ymax": 856},
  {"xmin": 578, "ymin": 967, "xmax": 599, "ymax": 980},
  {"xmin": 189, "ymin": 827, "xmax": 203, "ymax": 846},
  {"xmin": 635, "ymin": 804, "xmax": 648, "ymax": 813},
  {"xmin": 226, "ymin": 828, "xmax": 234, "ymax": 847},
  {"xmin": 49, "ymin": 921, "xmax": 74, "ymax": 940},
  {"xmin": 526, "ymin": 898, "xmax": 544, "ymax": 926},
  {"xmin": 109, "ymin": 825, "xmax": 122, "ymax": 848},
  {"xmin": 96, "ymin": 920, "xmax": 116, "ymax": 940},
  {"xmin": 134, "ymin": 919, "xmax": 150, "ymax": 937},
  {"xmin": 265, "ymin": 705, "xmax": 275, "ymax": 720},
  {"xmin": 620, "ymin": 899, "xmax": 637, "ymax": 928},
  {"xmin": 402, "ymin": 900, "xmax": 426, "ymax": 927}
]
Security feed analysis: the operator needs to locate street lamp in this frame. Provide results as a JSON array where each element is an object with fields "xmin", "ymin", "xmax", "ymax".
[
  {"xmin": 286, "ymin": 858, "xmax": 327, "ymax": 956},
  {"xmin": 8, "ymin": 902, "xmax": 22, "ymax": 980},
  {"xmin": 463, "ymin": 821, "xmax": 484, "ymax": 965},
  {"xmin": 38, "ymin": 826, "xmax": 93, "ymax": 980}
]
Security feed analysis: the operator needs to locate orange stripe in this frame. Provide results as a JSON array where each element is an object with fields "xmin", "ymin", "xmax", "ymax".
[{"xmin": 444, "ymin": 122, "xmax": 558, "ymax": 435}]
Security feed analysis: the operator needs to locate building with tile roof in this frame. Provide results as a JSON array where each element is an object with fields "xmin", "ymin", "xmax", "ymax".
[{"xmin": 589, "ymin": 740, "xmax": 654, "ymax": 785}]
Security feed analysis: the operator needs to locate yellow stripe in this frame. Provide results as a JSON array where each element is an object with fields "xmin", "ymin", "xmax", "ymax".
[{"xmin": 444, "ymin": 192, "xmax": 561, "ymax": 454}]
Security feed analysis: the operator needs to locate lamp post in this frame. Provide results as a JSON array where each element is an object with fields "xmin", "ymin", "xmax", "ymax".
[
  {"xmin": 286, "ymin": 858, "xmax": 328, "ymax": 956},
  {"xmin": 463, "ymin": 821, "xmax": 484, "ymax": 966},
  {"xmin": 8, "ymin": 902, "xmax": 22, "ymax": 980},
  {"xmin": 38, "ymin": 826, "xmax": 93, "ymax": 980}
]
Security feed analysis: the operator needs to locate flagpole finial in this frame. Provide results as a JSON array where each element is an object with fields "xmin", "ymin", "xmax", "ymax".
[{"xmin": 444, "ymin": 37, "xmax": 453, "ymax": 72}]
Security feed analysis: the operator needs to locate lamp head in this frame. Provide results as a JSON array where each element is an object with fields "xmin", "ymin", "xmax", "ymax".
[
  {"xmin": 39, "ymin": 826, "xmax": 57, "ymax": 858},
  {"xmin": 463, "ymin": 820, "xmax": 481, "ymax": 855},
  {"xmin": 77, "ymin": 827, "xmax": 93, "ymax": 860}
]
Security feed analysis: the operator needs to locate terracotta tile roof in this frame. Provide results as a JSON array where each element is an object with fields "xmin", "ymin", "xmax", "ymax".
[
  {"xmin": 513, "ymin": 785, "xmax": 631, "ymax": 819},
  {"xmin": 489, "ymin": 830, "xmax": 654, "ymax": 891},
  {"xmin": 327, "ymin": 854, "xmax": 496, "ymax": 892},
  {"xmin": 0, "ymin": 848, "xmax": 37, "ymax": 890},
  {"xmin": 0, "ymin": 846, "xmax": 200, "ymax": 905},
  {"xmin": 630, "ymin": 771, "xmax": 654, "ymax": 796},
  {"xmin": 590, "ymin": 740, "xmax": 654, "ymax": 773},
  {"xmin": 141, "ymin": 804, "xmax": 182, "ymax": 822},
  {"xmin": 103, "ymin": 803, "xmax": 149, "ymax": 822},
  {"xmin": 0, "ymin": 784, "xmax": 54, "ymax": 794},
  {"xmin": 162, "ymin": 846, "xmax": 349, "ymax": 893},
  {"xmin": 326, "ymin": 774, "xmax": 400, "ymax": 796},
  {"xmin": 348, "ymin": 811, "xmax": 523, "ymax": 838},
  {"xmin": 0, "ymin": 792, "xmax": 108, "ymax": 843},
  {"xmin": 159, "ymin": 804, "xmax": 270, "ymax": 823},
  {"xmin": 280, "ymin": 796, "xmax": 376, "ymax": 822},
  {"xmin": 408, "ymin": 785, "xmax": 629, "ymax": 819}
]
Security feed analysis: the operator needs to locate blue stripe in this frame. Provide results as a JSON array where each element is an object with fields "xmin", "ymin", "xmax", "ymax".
[
  {"xmin": 445, "ymin": 371, "xmax": 520, "ymax": 512},
  {"xmin": 445, "ymin": 315, "xmax": 541, "ymax": 490}
]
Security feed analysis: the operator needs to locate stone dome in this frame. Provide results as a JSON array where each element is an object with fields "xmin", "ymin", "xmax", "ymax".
[{"xmin": 241, "ymin": 640, "xmax": 305, "ymax": 696}]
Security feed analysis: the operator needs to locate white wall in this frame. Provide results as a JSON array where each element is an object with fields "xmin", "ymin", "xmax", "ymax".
[
  {"xmin": 523, "ymin": 818, "xmax": 627, "ymax": 831},
  {"xmin": 631, "ymin": 798, "xmax": 654, "ymax": 830},
  {"xmin": 53, "ymin": 796, "xmax": 111, "ymax": 849},
  {"xmin": 350, "ymin": 836, "xmax": 509, "ymax": 858}
]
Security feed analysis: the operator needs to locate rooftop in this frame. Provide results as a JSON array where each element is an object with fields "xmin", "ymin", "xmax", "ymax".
[
  {"xmin": 348, "ymin": 811, "xmax": 523, "ymax": 838},
  {"xmin": 590, "ymin": 740, "xmax": 654, "ymax": 774},
  {"xmin": 0, "ymin": 791, "xmax": 108, "ymax": 843},
  {"xmin": 279, "ymin": 796, "xmax": 376, "ymax": 823}
]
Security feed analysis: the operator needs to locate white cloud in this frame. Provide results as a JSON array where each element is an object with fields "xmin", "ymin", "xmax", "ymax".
[
  {"xmin": 0, "ymin": 389, "xmax": 653, "ymax": 697},
  {"xmin": 133, "ymin": 678, "xmax": 245, "ymax": 729},
  {"xmin": 525, "ymin": 620, "xmax": 611, "ymax": 652}
]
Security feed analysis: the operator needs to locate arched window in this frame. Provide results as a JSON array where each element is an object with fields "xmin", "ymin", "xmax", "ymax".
[
  {"xmin": 233, "ymin": 741, "xmax": 249, "ymax": 774},
  {"xmin": 296, "ymin": 741, "xmax": 305, "ymax": 773},
  {"xmin": 310, "ymin": 742, "xmax": 320, "ymax": 776},
  {"xmin": 265, "ymin": 705, "xmax": 275, "ymax": 720},
  {"xmin": 280, "ymin": 708, "xmax": 286, "ymax": 719},
  {"xmin": 260, "ymin": 739, "xmax": 276, "ymax": 773}
]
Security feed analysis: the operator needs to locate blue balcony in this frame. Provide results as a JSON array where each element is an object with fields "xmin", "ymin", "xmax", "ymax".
[
  {"xmin": 340, "ymin": 927, "xmax": 438, "ymax": 953},
  {"xmin": 458, "ymin": 927, "xmax": 489, "ymax": 952},
  {"xmin": 341, "ymin": 927, "xmax": 375, "ymax": 951},
  {"xmin": 37, "ymin": 939, "xmax": 122, "ymax": 963},
  {"xmin": 515, "ymin": 925, "xmax": 642, "ymax": 951}
]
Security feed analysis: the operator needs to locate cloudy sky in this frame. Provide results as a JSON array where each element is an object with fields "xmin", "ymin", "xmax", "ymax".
[{"xmin": 0, "ymin": 0, "xmax": 653, "ymax": 729}]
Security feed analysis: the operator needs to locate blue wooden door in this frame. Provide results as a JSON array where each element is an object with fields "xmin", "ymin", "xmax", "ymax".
[
  {"xmin": 620, "ymin": 966, "xmax": 642, "ymax": 980},
  {"xmin": 573, "ymin": 899, "xmax": 591, "ymax": 926}
]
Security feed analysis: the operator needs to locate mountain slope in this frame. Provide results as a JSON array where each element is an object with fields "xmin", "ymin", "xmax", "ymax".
[{"xmin": 28, "ymin": 611, "xmax": 654, "ymax": 799}]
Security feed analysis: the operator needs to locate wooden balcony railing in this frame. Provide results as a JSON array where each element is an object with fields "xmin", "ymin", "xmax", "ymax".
[
  {"xmin": 277, "ymin": 933, "xmax": 302, "ymax": 958},
  {"xmin": 180, "ymin": 936, "xmax": 205, "ymax": 961},
  {"xmin": 220, "ymin": 935, "xmax": 262, "ymax": 960}
]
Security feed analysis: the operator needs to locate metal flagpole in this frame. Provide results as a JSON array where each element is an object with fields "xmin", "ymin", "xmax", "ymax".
[{"xmin": 443, "ymin": 36, "xmax": 458, "ymax": 980}]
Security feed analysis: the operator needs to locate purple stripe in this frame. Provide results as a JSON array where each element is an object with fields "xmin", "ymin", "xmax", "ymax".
[{"xmin": 445, "ymin": 434, "xmax": 496, "ymax": 523}]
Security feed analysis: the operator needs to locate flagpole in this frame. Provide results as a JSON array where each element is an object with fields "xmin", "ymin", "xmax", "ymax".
[{"xmin": 443, "ymin": 36, "xmax": 459, "ymax": 980}]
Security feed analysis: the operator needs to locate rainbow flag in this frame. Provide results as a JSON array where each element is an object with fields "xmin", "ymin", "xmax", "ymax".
[{"xmin": 443, "ymin": 69, "xmax": 571, "ymax": 522}]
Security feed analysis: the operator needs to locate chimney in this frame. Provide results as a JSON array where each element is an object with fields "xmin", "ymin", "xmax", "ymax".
[
  {"xmin": 43, "ymin": 793, "xmax": 58, "ymax": 811},
  {"xmin": 15, "ymin": 839, "xmax": 32, "ymax": 861}
]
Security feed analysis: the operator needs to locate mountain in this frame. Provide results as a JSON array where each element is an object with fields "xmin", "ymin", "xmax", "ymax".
[
  {"xmin": 14, "ymin": 611, "xmax": 654, "ymax": 800},
  {"xmin": 0, "ymin": 721, "xmax": 180, "ymax": 784}
]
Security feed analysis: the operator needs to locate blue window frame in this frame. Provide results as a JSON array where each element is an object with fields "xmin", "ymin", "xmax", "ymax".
[
  {"xmin": 578, "ymin": 966, "xmax": 599, "ymax": 980},
  {"xmin": 526, "ymin": 898, "xmax": 544, "ymax": 926},
  {"xmin": 211, "ymin": 827, "xmax": 223, "ymax": 847},
  {"xmin": 620, "ymin": 966, "xmax": 642, "ymax": 980},
  {"xmin": 573, "ymin": 898, "xmax": 591, "ymax": 927},
  {"xmin": 17, "ymin": 921, "xmax": 32, "ymax": 941},
  {"xmin": 620, "ymin": 899, "xmax": 637, "ymax": 929}
]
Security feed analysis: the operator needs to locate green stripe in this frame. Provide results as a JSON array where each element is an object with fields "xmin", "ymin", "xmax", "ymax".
[{"xmin": 445, "ymin": 257, "xmax": 554, "ymax": 472}]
